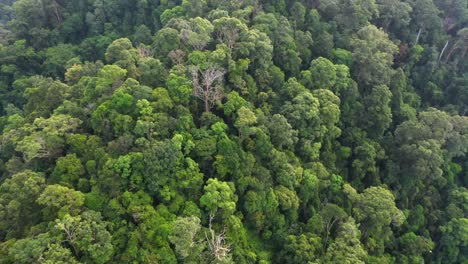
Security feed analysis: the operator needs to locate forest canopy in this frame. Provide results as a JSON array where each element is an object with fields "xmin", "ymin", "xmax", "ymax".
[{"xmin": 0, "ymin": 0, "xmax": 467, "ymax": 263}]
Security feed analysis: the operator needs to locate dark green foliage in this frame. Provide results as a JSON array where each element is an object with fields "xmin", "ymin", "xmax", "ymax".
[{"xmin": 0, "ymin": 0, "xmax": 467, "ymax": 263}]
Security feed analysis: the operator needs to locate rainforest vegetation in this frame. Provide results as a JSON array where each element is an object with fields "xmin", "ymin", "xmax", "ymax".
[{"xmin": 0, "ymin": 0, "xmax": 467, "ymax": 263}]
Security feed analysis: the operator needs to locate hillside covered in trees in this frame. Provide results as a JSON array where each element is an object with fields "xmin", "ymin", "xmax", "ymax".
[{"xmin": 0, "ymin": 0, "xmax": 467, "ymax": 263}]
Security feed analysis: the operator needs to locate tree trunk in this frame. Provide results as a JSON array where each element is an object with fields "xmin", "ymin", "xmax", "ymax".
[
  {"xmin": 415, "ymin": 28, "xmax": 422, "ymax": 45},
  {"xmin": 204, "ymin": 93, "xmax": 210, "ymax": 112},
  {"xmin": 439, "ymin": 40, "xmax": 449, "ymax": 63}
]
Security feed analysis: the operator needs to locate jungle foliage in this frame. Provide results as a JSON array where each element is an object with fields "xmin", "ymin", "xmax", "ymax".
[{"xmin": 0, "ymin": 0, "xmax": 467, "ymax": 263}]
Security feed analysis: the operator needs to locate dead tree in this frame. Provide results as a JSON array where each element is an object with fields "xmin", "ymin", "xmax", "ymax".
[
  {"xmin": 169, "ymin": 49, "xmax": 186, "ymax": 65},
  {"xmin": 190, "ymin": 65, "xmax": 226, "ymax": 112},
  {"xmin": 204, "ymin": 214, "xmax": 231, "ymax": 261}
]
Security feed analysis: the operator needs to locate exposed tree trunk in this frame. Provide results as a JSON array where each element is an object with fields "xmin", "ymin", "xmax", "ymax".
[
  {"xmin": 439, "ymin": 40, "xmax": 449, "ymax": 63},
  {"xmin": 204, "ymin": 94, "xmax": 210, "ymax": 113},
  {"xmin": 323, "ymin": 218, "xmax": 338, "ymax": 250},
  {"xmin": 415, "ymin": 28, "xmax": 422, "ymax": 45}
]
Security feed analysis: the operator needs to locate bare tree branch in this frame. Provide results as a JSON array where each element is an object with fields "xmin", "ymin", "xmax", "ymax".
[
  {"xmin": 169, "ymin": 49, "xmax": 186, "ymax": 65},
  {"xmin": 190, "ymin": 65, "xmax": 226, "ymax": 112},
  {"xmin": 204, "ymin": 213, "xmax": 231, "ymax": 261}
]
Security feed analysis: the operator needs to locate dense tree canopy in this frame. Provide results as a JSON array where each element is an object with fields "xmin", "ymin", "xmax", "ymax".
[{"xmin": 0, "ymin": 0, "xmax": 467, "ymax": 263}]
